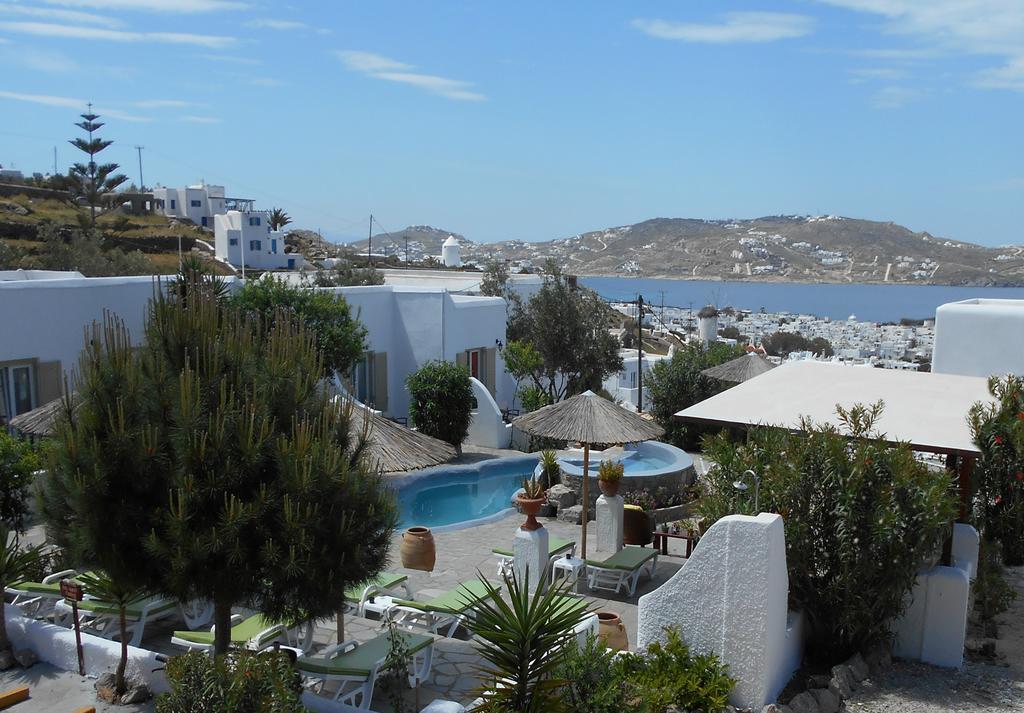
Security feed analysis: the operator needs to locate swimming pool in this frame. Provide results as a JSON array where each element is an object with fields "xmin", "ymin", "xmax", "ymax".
[{"xmin": 393, "ymin": 455, "xmax": 539, "ymax": 532}]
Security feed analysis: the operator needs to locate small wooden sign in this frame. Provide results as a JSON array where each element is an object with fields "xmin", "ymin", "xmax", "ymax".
[{"xmin": 60, "ymin": 579, "xmax": 84, "ymax": 601}]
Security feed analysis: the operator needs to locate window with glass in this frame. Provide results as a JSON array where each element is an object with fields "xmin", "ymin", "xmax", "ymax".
[{"xmin": 0, "ymin": 364, "xmax": 35, "ymax": 424}]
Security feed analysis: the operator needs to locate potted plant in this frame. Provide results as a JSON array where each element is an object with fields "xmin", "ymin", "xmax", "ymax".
[
  {"xmin": 623, "ymin": 489, "xmax": 655, "ymax": 546},
  {"xmin": 518, "ymin": 479, "xmax": 546, "ymax": 531},
  {"xmin": 597, "ymin": 459, "xmax": 624, "ymax": 498}
]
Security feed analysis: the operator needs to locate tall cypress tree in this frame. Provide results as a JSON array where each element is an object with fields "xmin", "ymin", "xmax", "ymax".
[
  {"xmin": 69, "ymin": 104, "xmax": 128, "ymax": 225},
  {"xmin": 43, "ymin": 274, "xmax": 397, "ymax": 654}
]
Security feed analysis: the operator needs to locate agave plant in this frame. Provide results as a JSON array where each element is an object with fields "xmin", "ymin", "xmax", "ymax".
[
  {"xmin": 464, "ymin": 570, "xmax": 591, "ymax": 712},
  {"xmin": 521, "ymin": 478, "xmax": 546, "ymax": 500},
  {"xmin": 538, "ymin": 450, "xmax": 561, "ymax": 490},
  {"xmin": 0, "ymin": 523, "xmax": 43, "ymax": 655}
]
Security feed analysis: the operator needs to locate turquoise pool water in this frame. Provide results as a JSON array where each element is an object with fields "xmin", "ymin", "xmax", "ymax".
[{"xmin": 395, "ymin": 456, "xmax": 537, "ymax": 531}]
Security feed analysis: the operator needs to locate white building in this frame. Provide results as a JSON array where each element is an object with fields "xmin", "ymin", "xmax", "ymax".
[
  {"xmin": 441, "ymin": 235, "xmax": 462, "ymax": 268},
  {"xmin": 152, "ymin": 182, "xmax": 227, "ymax": 228},
  {"xmin": 0, "ymin": 274, "xmax": 164, "ymax": 425},
  {"xmin": 603, "ymin": 349, "xmax": 672, "ymax": 411},
  {"xmin": 933, "ymin": 298, "xmax": 1024, "ymax": 378},
  {"xmin": 214, "ymin": 210, "xmax": 295, "ymax": 271}
]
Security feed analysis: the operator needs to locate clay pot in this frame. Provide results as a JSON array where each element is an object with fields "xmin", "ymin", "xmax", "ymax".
[
  {"xmin": 598, "ymin": 479, "xmax": 620, "ymax": 498},
  {"xmin": 597, "ymin": 611, "xmax": 629, "ymax": 651},
  {"xmin": 623, "ymin": 505, "xmax": 653, "ymax": 546},
  {"xmin": 518, "ymin": 496, "xmax": 545, "ymax": 531},
  {"xmin": 400, "ymin": 526, "xmax": 436, "ymax": 571}
]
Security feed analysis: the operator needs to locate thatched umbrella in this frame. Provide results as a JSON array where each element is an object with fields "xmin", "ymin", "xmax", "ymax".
[
  {"xmin": 8, "ymin": 394, "xmax": 74, "ymax": 438},
  {"xmin": 700, "ymin": 352, "xmax": 776, "ymax": 384},
  {"xmin": 512, "ymin": 390, "xmax": 664, "ymax": 558},
  {"xmin": 347, "ymin": 405, "xmax": 457, "ymax": 473}
]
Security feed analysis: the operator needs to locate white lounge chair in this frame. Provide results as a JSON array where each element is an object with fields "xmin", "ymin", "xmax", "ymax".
[
  {"xmin": 585, "ymin": 547, "xmax": 658, "ymax": 597},
  {"xmin": 55, "ymin": 594, "xmax": 178, "ymax": 647},
  {"xmin": 170, "ymin": 613, "xmax": 294, "ymax": 652}
]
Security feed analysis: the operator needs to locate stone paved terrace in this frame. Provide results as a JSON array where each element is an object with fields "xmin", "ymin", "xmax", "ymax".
[{"xmin": 130, "ymin": 510, "xmax": 691, "ymax": 712}]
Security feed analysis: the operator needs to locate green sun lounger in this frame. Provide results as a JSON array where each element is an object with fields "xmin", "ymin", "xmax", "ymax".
[
  {"xmin": 492, "ymin": 536, "xmax": 576, "ymax": 578},
  {"xmin": 171, "ymin": 613, "xmax": 289, "ymax": 652},
  {"xmin": 7, "ymin": 570, "xmax": 87, "ymax": 619},
  {"xmin": 55, "ymin": 595, "xmax": 178, "ymax": 647},
  {"xmin": 343, "ymin": 571, "xmax": 413, "ymax": 615},
  {"xmin": 387, "ymin": 579, "xmax": 499, "ymax": 636},
  {"xmin": 298, "ymin": 631, "xmax": 435, "ymax": 710},
  {"xmin": 585, "ymin": 546, "xmax": 659, "ymax": 596}
]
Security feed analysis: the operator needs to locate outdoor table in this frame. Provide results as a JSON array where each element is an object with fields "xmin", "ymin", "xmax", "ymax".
[
  {"xmin": 551, "ymin": 556, "xmax": 585, "ymax": 587},
  {"xmin": 651, "ymin": 530, "xmax": 697, "ymax": 558}
]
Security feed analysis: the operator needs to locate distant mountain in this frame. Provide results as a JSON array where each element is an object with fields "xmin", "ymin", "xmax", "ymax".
[
  {"xmin": 355, "ymin": 216, "xmax": 1024, "ymax": 287},
  {"xmin": 349, "ymin": 225, "xmax": 468, "ymax": 262}
]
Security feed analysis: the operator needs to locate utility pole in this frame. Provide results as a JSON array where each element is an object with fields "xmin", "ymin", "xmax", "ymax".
[
  {"xmin": 659, "ymin": 290, "xmax": 665, "ymax": 330},
  {"xmin": 134, "ymin": 145, "xmax": 145, "ymax": 191},
  {"xmin": 405, "ymin": 235, "xmax": 409, "ymax": 268},
  {"xmin": 637, "ymin": 294, "xmax": 645, "ymax": 413},
  {"xmin": 53, "ymin": 146, "xmax": 58, "ymax": 176},
  {"xmin": 367, "ymin": 213, "xmax": 373, "ymax": 267},
  {"xmin": 688, "ymin": 301, "xmax": 694, "ymax": 341}
]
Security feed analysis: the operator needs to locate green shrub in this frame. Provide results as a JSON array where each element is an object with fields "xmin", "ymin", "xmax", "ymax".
[
  {"xmin": 406, "ymin": 360, "xmax": 474, "ymax": 454},
  {"xmin": 969, "ymin": 375, "xmax": 1024, "ymax": 565},
  {"xmin": 518, "ymin": 384, "xmax": 551, "ymax": 414},
  {"xmin": 618, "ymin": 628, "xmax": 734, "ymax": 713},
  {"xmin": 557, "ymin": 633, "xmax": 635, "ymax": 713},
  {"xmin": 538, "ymin": 450, "xmax": 561, "ymax": 488},
  {"xmin": 0, "ymin": 431, "xmax": 38, "ymax": 531},
  {"xmin": 699, "ymin": 402, "xmax": 957, "ymax": 664},
  {"xmin": 157, "ymin": 649, "xmax": 304, "ymax": 713},
  {"xmin": 974, "ymin": 540, "xmax": 1017, "ymax": 626}
]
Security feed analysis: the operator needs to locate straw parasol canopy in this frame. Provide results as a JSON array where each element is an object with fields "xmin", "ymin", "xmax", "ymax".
[
  {"xmin": 9, "ymin": 394, "xmax": 456, "ymax": 473},
  {"xmin": 700, "ymin": 352, "xmax": 776, "ymax": 384},
  {"xmin": 512, "ymin": 390, "xmax": 664, "ymax": 558},
  {"xmin": 7, "ymin": 394, "xmax": 74, "ymax": 437},
  {"xmin": 347, "ymin": 404, "xmax": 457, "ymax": 473}
]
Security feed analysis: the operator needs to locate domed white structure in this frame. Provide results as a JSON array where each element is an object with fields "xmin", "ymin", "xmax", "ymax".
[{"xmin": 441, "ymin": 235, "xmax": 461, "ymax": 267}]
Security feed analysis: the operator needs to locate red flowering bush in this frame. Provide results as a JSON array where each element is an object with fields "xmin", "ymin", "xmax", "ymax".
[{"xmin": 969, "ymin": 375, "xmax": 1024, "ymax": 565}]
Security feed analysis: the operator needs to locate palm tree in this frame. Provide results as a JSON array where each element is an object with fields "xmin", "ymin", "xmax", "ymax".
[
  {"xmin": 77, "ymin": 572, "xmax": 147, "ymax": 696},
  {"xmin": 0, "ymin": 524, "xmax": 43, "ymax": 656},
  {"xmin": 268, "ymin": 208, "xmax": 292, "ymax": 232}
]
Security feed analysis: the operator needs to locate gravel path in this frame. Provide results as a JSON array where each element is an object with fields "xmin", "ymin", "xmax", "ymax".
[{"xmin": 846, "ymin": 566, "xmax": 1024, "ymax": 712}]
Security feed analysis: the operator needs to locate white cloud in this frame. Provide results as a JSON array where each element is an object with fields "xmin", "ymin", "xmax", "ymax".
[
  {"xmin": 336, "ymin": 50, "xmax": 485, "ymax": 101},
  {"xmin": 244, "ymin": 18, "xmax": 306, "ymax": 31},
  {"xmin": 818, "ymin": 0, "xmax": 1024, "ymax": 92},
  {"xmin": 249, "ymin": 77, "xmax": 285, "ymax": 87},
  {"xmin": 870, "ymin": 85, "xmax": 923, "ymax": 108},
  {"xmin": 631, "ymin": 13, "xmax": 815, "ymax": 44},
  {"xmin": 0, "ymin": 89, "xmax": 149, "ymax": 121},
  {"xmin": 197, "ymin": 53, "xmax": 259, "ymax": 65},
  {"xmin": 180, "ymin": 115, "xmax": 221, "ymax": 123},
  {"xmin": 0, "ymin": 21, "xmax": 236, "ymax": 47},
  {"xmin": 0, "ymin": 3, "xmax": 121, "ymax": 28},
  {"xmin": 135, "ymin": 98, "xmax": 191, "ymax": 108},
  {"xmin": 37, "ymin": 0, "xmax": 246, "ymax": 12},
  {"xmin": 9, "ymin": 46, "xmax": 79, "ymax": 73},
  {"xmin": 848, "ymin": 67, "xmax": 908, "ymax": 82}
]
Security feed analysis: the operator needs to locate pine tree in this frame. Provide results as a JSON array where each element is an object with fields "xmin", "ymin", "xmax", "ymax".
[
  {"xmin": 43, "ymin": 272, "xmax": 398, "ymax": 655},
  {"xmin": 69, "ymin": 104, "xmax": 128, "ymax": 225}
]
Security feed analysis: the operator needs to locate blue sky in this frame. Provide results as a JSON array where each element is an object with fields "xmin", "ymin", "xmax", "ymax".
[{"xmin": 1, "ymin": 1, "xmax": 1022, "ymax": 246}]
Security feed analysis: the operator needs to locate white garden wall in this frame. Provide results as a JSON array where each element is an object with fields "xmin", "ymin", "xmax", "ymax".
[{"xmin": 636, "ymin": 513, "xmax": 798, "ymax": 710}]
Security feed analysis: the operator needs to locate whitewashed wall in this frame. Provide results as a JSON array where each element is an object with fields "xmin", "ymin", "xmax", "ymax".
[{"xmin": 933, "ymin": 298, "xmax": 1024, "ymax": 377}]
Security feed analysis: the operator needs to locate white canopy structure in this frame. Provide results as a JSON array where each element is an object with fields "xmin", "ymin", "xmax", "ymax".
[{"xmin": 675, "ymin": 361, "xmax": 993, "ymax": 456}]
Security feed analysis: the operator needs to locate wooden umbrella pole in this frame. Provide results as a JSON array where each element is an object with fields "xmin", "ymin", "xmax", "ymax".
[{"xmin": 580, "ymin": 442, "xmax": 590, "ymax": 560}]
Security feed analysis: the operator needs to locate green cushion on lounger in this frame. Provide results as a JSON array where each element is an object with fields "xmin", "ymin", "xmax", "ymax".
[
  {"xmin": 491, "ymin": 535, "xmax": 574, "ymax": 558},
  {"xmin": 586, "ymin": 546, "xmax": 657, "ymax": 571},
  {"xmin": 173, "ymin": 614, "xmax": 278, "ymax": 646},
  {"xmin": 392, "ymin": 579, "xmax": 495, "ymax": 615},
  {"xmin": 343, "ymin": 572, "xmax": 408, "ymax": 603},
  {"xmin": 550, "ymin": 595, "xmax": 589, "ymax": 618},
  {"xmin": 74, "ymin": 596, "xmax": 176, "ymax": 619},
  {"xmin": 297, "ymin": 631, "xmax": 433, "ymax": 678},
  {"xmin": 9, "ymin": 580, "xmax": 62, "ymax": 596}
]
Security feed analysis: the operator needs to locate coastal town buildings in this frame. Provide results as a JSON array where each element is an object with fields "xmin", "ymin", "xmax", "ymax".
[
  {"xmin": 213, "ymin": 210, "xmax": 296, "ymax": 271},
  {"xmin": 152, "ymin": 182, "xmax": 228, "ymax": 227}
]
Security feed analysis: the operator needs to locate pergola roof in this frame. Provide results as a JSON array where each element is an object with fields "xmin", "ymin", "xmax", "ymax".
[{"xmin": 675, "ymin": 361, "xmax": 993, "ymax": 455}]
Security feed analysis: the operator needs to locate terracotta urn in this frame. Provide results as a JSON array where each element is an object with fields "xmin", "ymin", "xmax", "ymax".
[
  {"xmin": 598, "ymin": 479, "xmax": 620, "ymax": 498},
  {"xmin": 597, "ymin": 611, "xmax": 629, "ymax": 651},
  {"xmin": 517, "ymin": 495, "xmax": 545, "ymax": 531},
  {"xmin": 400, "ymin": 526, "xmax": 436, "ymax": 571}
]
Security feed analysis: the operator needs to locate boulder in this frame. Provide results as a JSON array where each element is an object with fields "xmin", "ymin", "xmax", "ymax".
[
  {"xmin": 829, "ymin": 665, "xmax": 856, "ymax": 699},
  {"xmin": 811, "ymin": 687, "xmax": 840, "ymax": 713},
  {"xmin": 762, "ymin": 705, "xmax": 794, "ymax": 713},
  {"xmin": 13, "ymin": 649, "xmax": 37, "ymax": 668},
  {"xmin": 0, "ymin": 650, "xmax": 14, "ymax": 671},
  {"xmin": 787, "ymin": 691, "xmax": 819, "ymax": 713},
  {"xmin": 547, "ymin": 484, "xmax": 576, "ymax": 510},
  {"xmin": 863, "ymin": 641, "xmax": 891, "ymax": 673},
  {"xmin": 557, "ymin": 505, "xmax": 583, "ymax": 524},
  {"xmin": 807, "ymin": 674, "xmax": 831, "ymax": 689},
  {"xmin": 121, "ymin": 683, "xmax": 152, "ymax": 704},
  {"xmin": 847, "ymin": 652, "xmax": 869, "ymax": 682}
]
